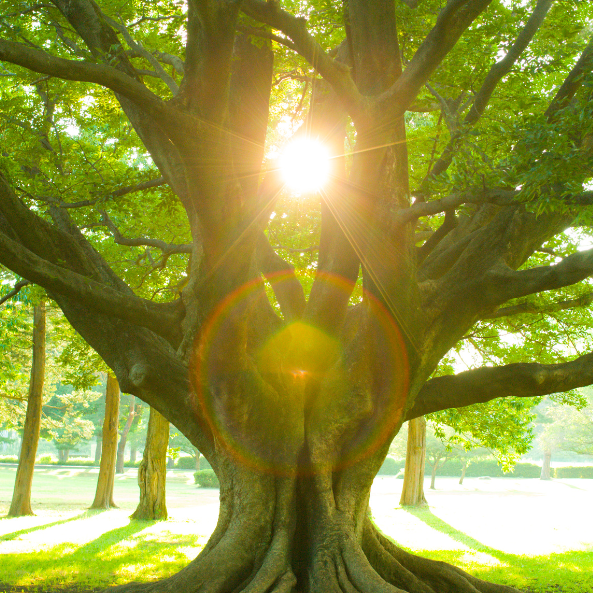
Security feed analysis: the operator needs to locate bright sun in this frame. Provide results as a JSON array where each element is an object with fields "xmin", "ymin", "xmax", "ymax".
[{"xmin": 280, "ymin": 138, "xmax": 330, "ymax": 194}]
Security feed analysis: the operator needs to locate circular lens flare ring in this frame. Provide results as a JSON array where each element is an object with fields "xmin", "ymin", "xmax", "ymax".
[{"xmin": 280, "ymin": 138, "xmax": 330, "ymax": 194}]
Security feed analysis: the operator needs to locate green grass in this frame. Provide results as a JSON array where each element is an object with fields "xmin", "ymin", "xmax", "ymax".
[
  {"xmin": 399, "ymin": 506, "xmax": 593, "ymax": 592},
  {"xmin": 1, "ymin": 467, "xmax": 592, "ymax": 591}
]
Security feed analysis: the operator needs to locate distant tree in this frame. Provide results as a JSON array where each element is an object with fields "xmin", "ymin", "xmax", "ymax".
[
  {"xmin": 399, "ymin": 417, "xmax": 427, "ymax": 506},
  {"xmin": 116, "ymin": 395, "xmax": 137, "ymax": 474},
  {"xmin": 8, "ymin": 301, "xmax": 45, "ymax": 517},
  {"xmin": 131, "ymin": 407, "xmax": 169, "ymax": 520},
  {"xmin": 90, "ymin": 374, "xmax": 120, "ymax": 509}
]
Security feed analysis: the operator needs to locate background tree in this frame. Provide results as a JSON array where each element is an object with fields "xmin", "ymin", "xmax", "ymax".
[
  {"xmin": 90, "ymin": 374, "xmax": 120, "ymax": 510},
  {"xmin": 131, "ymin": 407, "xmax": 169, "ymax": 521},
  {"xmin": 1, "ymin": 0, "xmax": 593, "ymax": 591},
  {"xmin": 8, "ymin": 300, "xmax": 45, "ymax": 516}
]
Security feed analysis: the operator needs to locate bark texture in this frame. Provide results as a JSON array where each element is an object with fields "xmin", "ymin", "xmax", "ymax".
[
  {"xmin": 130, "ymin": 407, "xmax": 169, "ymax": 520},
  {"xmin": 8, "ymin": 301, "xmax": 45, "ymax": 517},
  {"xmin": 400, "ymin": 418, "xmax": 427, "ymax": 507},
  {"xmin": 91, "ymin": 374, "xmax": 120, "ymax": 509},
  {"xmin": 540, "ymin": 449, "xmax": 552, "ymax": 480}
]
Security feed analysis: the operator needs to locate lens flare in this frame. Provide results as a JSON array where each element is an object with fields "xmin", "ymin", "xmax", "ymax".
[{"xmin": 280, "ymin": 138, "xmax": 330, "ymax": 194}]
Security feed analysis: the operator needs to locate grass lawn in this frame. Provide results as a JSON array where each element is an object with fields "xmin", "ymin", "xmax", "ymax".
[{"xmin": 0, "ymin": 466, "xmax": 592, "ymax": 592}]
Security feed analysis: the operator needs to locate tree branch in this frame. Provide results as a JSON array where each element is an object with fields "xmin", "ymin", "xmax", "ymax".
[
  {"xmin": 0, "ymin": 230, "xmax": 183, "ymax": 341},
  {"xmin": 481, "ymin": 248, "xmax": 593, "ymax": 307},
  {"xmin": 241, "ymin": 0, "xmax": 365, "ymax": 119},
  {"xmin": 379, "ymin": 0, "xmax": 492, "ymax": 118},
  {"xmin": 407, "ymin": 352, "xmax": 593, "ymax": 420},
  {"xmin": 482, "ymin": 291, "xmax": 593, "ymax": 320},
  {"xmin": 98, "ymin": 209, "xmax": 192, "ymax": 254},
  {"xmin": 0, "ymin": 39, "xmax": 187, "ymax": 132},
  {"xmin": 0, "ymin": 280, "xmax": 30, "ymax": 306}
]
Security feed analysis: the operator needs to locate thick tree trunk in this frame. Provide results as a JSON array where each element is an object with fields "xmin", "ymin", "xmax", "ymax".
[
  {"xmin": 95, "ymin": 434, "xmax": 103, "ymax": 464},
  {"xmin": 8, "ymin": 301, "xmax": 45, "ymax": 517},
  {"xmin": 399, "ymin": 417, "xmax": 427, "ymax": 507},
  {"xmin": 116, "ymin": 396, "xmax": 136, "ymax": 474},
  {"xmin": 131, "ymin": 408, "xmax": 169, "ymax": 520},
  {"xmin": 459, "ymin": 461, "xmax": 468, "ymax": 485},
  {"xmin": 540, "ymin": 449, "xmax": 552, "ymax": 480},
  {"xmin": 90, "ymin": 374, "xmax": 120, "ymax": 509}
]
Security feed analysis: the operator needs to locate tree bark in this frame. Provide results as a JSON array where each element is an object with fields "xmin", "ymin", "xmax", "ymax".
[
  {"xmin": 90, "ymin": 374, "xmax": 120, "ymax": 509},
  {"xmin": 195, "ymin": 448, "xmax": 201, "ymax": 471},
  {"xmin": 130, "ymin": 408, "xmax": 169, "ymax": 520},
  {"xmin": 430, "ymin": 460, "xmax": 439, "ymax": 490},
  {"xmin": 399, "ymin": 417, "xmax": 427, "ymax": 506},
  {"xmin": 116, "ymin": 396, "xmax": 136, "ymax": 474},
  {"xmin": 540, "ymin": 448, "xmax": 552, "ymax": 480},
  {"xmin": 8, "ymin": 301, "xmax": 45, "ymax": 517},
  {"xmin": 459, "ymin": 461, "xmax": 468, "ymax": 485},
  {"xmin": 57, "ymin": 449, "xmax": 70, "ymax": 464},
  {"xmin": 95, "ymin": 434, "xmax": 103, "ymax": 464}
]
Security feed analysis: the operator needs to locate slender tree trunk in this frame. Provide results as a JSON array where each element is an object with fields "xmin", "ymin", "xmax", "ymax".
[
  {"xmin": 430, "ymin": 460, "xmax": 439, "ymax": 490},
  {"xmin": 131, "ymin": 408, "xmax": 169, "ymax": 520},
  {"xmin": 94, "ymin": 434, "xmax": 102, "ymax": 464},
  {"xmin": 57, "ymin": 449, "xmax": 70, "ymax": 464},
  {"xmin": 90, "ymin": 375, "xmax": 120, "ymax": 509},
  {"xmin": 540, "ymin": 448, "xmax": 552, "ymax": 480},
  {"xmin": 8, "ymin": 301, "xmax": 45, "ymax": 517},
  {"xmin": 130, "ymin": 445, "xmax": 137, "ymax": 466},
  {"xmin": 116, "ymin": 396, "xmax": 136, "ymax": 474},
  {"xmin": 459, "ymin": 461, "xmax": 468, "ymax": 485},
  {"xmin": 167, "ymin": 456, "xmax": 175, "ymax": 469},
  {"xmin": 399, "ymin": 417, "xmax": 427, "ymax": 506},
  {"xmin": 194, "ymin": 448, "xmax": 201, "ymax": 471}
]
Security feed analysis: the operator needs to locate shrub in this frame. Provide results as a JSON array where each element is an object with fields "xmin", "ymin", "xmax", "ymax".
[
  {"xmin": 124, "ymin": 459, "xmax": 142, "ymax": 467},
  {"xmin": 194, "ymin": 469, "xmax": 220, "ymax": 488},
  {"xmin": 66, "ymin": 458, "xmax": 97, "ymax": 467},
  {"xmin": 554, "ymin": 466, "xmax": 593, "ymax": 479},
  {"xmin": 176, "ymin": 455, "xmax": 198, "ymax": 469},
  {"xmin": 37, "ymin": 455, "xmax": 55, "ymax": 464},
  {"xmin": 377, "ymin": 457, "xmax": 402, "ymax": 475},
  {"xmin": 0, "ymin": 456, "xmax": 19, "ymax": 464}
]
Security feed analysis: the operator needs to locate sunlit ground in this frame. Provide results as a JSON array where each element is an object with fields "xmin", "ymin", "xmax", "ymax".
[{"xmin": 0, "ymin": 467, "xmax": 592, "ymax": 591}]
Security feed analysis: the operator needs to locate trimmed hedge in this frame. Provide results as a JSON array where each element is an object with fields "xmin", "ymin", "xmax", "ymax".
[
  {"xmin": 176, "ymin": 455, "xmax": 213, "ymax": 470},
  {"xmin": 194, "ymin": 469, "xmax": 220, "ymax": 488},
  {"xmin": 433, "ymin": 459, "xmax": 541, "ymax": 478},
  {"xmin": 553, "ymin": 466, "xmax": 593, "ymax": 479}
]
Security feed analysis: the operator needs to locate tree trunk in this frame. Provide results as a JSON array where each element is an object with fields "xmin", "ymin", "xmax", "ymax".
[
  {"xmin": 540, "ymin": 448, "xmax": 552, "ymax": 480},
  {"xmin": 8, "ymin": 301, "xmax": 45, "ymax": 517},
  {"xmin": 57, "ymin": 449, "xmax": 70, "ymax": 464},
  {"xmin": 399, "ymin": 417, "xmax": 427, "ymax": 506},
  {"xmin": 116, "ymin": 396, "xmax": 136, "ymax": 474},
  {"xmin": 195, "ymin": 448, "xmax": 201, "ymax": 471},
  {"xmin": 131, "ymin": 408, "xmax": 169, "ymax": 520},
  {"xmin": 130, "ymin": 445, "xmax": 137, "ymax": 466},
  {"xmin": 459, "ymin": 461, "xmax": 468, "ymax": 485},
  {"xmin": 167, "ymin": 456, "xmax": 175, "ymax": 469},
  {"xmin": 430, "ymin": 460, "xmax": 439, "ymax": 490},
  {"xmin": 90, "ymin": 374, "xmax": 120, "ymax": 509},
  {"xmin": 94, "ymin": 434, "xmax": 102, "ymax": 464}
]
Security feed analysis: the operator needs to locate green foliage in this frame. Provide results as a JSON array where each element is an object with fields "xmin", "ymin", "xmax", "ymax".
[
  {"xmin": 553, "ymin": 466, "xmax": 593, "ymax": 479},
  {"xmin": 376, "ymin": 457, "xmax": 402, "ymax": 476},
  {"xmin": 193, "ymin": 469, "xmax": 220, "ymax": 488}
]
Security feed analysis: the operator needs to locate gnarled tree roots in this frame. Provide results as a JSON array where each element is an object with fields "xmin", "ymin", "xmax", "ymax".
[{"xmin": 103, "ymin": 471, "xmax": 523, "ymax": 593}]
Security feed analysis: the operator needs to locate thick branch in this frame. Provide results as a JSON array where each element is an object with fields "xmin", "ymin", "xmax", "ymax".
[
  {"xmin": 0, "ymin": 231, "xmax": 183, "ymax": 341},
  {"xmin": 482, "ymin": 291, "xmax": 593, "ymax": 319},
  {"xmin": 241, "ymin": 0, "xmax": 365, "ymax": 119},
  {"xmin": 481, "ymin": 248, "xmax": 593, "ymax": 307},
  {"xmin": 0, "ymin": 39, "xmax": 187, "ymax": 133},
  {"xmin": 380, "ymin": 0, "xmax": 492, "ymax": 118},
  {"xmin": 407, "ymin": 352, "xmax": 593, "ymax": 419}
]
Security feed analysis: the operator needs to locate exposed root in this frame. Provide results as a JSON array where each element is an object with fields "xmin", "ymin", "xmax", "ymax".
[{"xmin": 362, "ymin": 519, "xmax": 525, "ymax": 593}]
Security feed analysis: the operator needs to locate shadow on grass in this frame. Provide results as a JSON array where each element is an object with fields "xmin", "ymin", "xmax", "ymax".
[
  {"xmin": 0, "ymin": 519, "xmax": 205, "ymax": 589},
  {"xmin": 0, "ymin": 510, "xmax": 102, "ymax": 541},
  {"xmin": 400, "ymin": 506, "xmax": 593, "ymax": 592}
]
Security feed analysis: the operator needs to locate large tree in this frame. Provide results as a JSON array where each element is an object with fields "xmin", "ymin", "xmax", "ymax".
[{"xmin": 1, "ymin": 0, "xmax": 593, "ymax": 591}]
